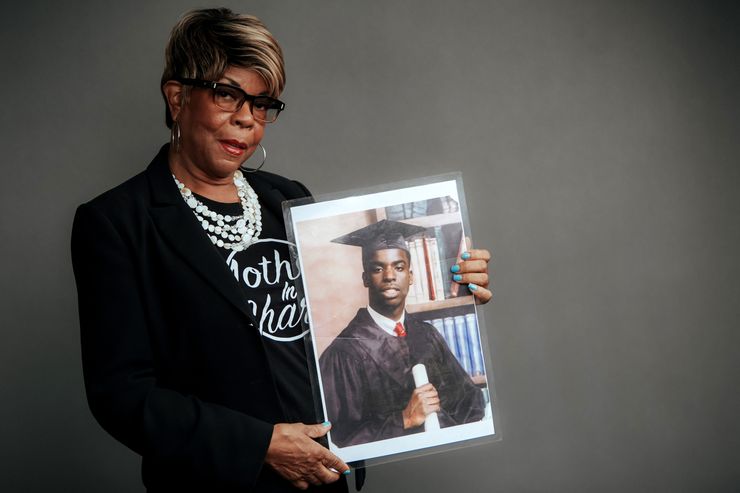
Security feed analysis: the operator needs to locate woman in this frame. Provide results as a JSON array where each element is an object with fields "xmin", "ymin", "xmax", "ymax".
[{"xmin": 72, "ymin": 8, "xmax": 492, "ymax": 492}]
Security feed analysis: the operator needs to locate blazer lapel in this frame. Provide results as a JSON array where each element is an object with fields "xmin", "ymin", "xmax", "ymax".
[{"xmin": 145, "ymin": 146, "xmax": 257, "ymax": 322}]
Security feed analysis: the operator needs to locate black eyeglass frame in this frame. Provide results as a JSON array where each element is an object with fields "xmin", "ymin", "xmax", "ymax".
[{"xmin": 176, "ymin": 78, "xmax": 286, "ymax": 123}]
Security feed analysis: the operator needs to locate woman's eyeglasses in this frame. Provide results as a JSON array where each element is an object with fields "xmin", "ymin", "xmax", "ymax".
[{"xmin": 177, "ymin": 78, "xmax": 285, "ymax": 123}]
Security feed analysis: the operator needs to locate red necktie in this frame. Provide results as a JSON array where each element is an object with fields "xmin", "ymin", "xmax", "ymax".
[{"xmin": 394, "ymin": 322, "xmax": 406, "ymax": 337}]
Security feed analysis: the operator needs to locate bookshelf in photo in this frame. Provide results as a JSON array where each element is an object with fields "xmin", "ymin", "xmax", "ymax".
[
  {"xmin": 377, "ymin": 196, "xmax": 469, "ymax": 306},
  {"xmin": 420, "ymin": 304, "xmax": 486, "ymax": 386},
  {"xmin": 376, "ymin": 196, "xmax": 488, "ymax": 387}
]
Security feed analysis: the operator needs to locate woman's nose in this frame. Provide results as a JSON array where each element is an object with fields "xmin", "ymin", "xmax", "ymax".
[{"xmin": 233, "ymin": 101, "xmax": 255, "ymax": 127}]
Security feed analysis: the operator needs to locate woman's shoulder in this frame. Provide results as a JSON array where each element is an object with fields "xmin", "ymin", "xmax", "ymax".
[
  {"xmin": 75, "ymin": 147, "xmax": 171, "ymax": 231},
  {"xmin": 82, "ymin": 170, "xmax": 150, "ymax": 213},
  {"xmin": 72, "ymin": 170, "xmax": 152, "ymax": 246},
  {"xmin": 79, "ymin": 145, "xmax": 170, "ymax": 215}
]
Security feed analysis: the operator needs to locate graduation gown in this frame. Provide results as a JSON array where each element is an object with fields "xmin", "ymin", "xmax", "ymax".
[{"xmin": 319, "ymin": 308, "xmax": 484, "ymax": 447}]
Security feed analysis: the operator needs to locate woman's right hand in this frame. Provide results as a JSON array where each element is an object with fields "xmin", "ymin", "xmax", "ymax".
[{"xmin": 265, "ymin": 422, "xmax": 350, "ymax": 490}]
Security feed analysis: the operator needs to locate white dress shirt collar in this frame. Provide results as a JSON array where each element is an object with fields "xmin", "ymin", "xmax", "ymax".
[{"xmin": 366, "ymin": 305, "xmax": 406, "ymax": 337}]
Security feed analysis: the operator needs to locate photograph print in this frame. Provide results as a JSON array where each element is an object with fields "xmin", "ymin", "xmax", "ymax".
[{"xmin": 286, "ymin": 176, "xmax": 496, "ymax": 463}]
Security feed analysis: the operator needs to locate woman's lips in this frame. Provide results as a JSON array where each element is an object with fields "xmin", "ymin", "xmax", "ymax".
[{"xmin": 219, "ymin": 140, "xmax": 248, "ymax": 157}]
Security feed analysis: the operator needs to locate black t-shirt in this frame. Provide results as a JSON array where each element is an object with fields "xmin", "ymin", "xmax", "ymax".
[{"xmin": 193, "ymin": 192, "xmax": 316, "ymax": 424}]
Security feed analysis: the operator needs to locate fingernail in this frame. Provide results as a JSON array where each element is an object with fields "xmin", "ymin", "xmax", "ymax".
[
  {"xmin": 343, "ymin": 469, "xmax": 352, "ymax": 476},
  {"xmin": 450, "ymin": 264, "xmax": 460, "ymax": 273},
  {"xmin": 468, "ymin": 283, "xmax": 478, "ymax": 291},
  {"xmin": 322, "ymin": 421, "xmax": 331, "ymax": 427},
  {"xmin": 461, "ymin": 252, "xmax": 471, "ymax": 260},
  {"xmin": 453, "ymin": 274, "xmax": 462, "ymax": 282}
]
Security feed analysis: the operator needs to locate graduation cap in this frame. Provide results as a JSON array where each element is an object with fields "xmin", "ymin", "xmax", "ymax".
[{"xmin": 331, "ymin": 219, "xmax": 426, "ymax": 263}]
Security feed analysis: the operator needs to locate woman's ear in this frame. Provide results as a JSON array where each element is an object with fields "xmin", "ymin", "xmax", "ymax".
[{"xmin": 162, "ymin": 81, "xmax": 185, "ymax": 122}]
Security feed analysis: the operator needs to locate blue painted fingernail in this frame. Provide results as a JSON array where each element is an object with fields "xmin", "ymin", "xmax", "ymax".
[
  {"xmin": 468, "ymin": 283, "xmax": 478, "ymax": 291},
  {"xmin": 343, "ymin": 469, "xmax": 352, "ymax": 475},
  {"xmin": 451, "ymin": 264, "xmax": 460, "ymax": 273},
  {"xmin": 461, "ymin": 252, "xmax": 471, "ymax": 260},
  {"xmin": 453, "ymin": 274, "xmax": 462, "ymax": 282},
  {"xmin": 322, "ymin": 421, "xmax": 331, "ymax": 427}
]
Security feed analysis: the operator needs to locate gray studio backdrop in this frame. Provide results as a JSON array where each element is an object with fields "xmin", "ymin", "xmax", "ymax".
[{"xmin": 1, "ymin": 1, "xmax": 738, "ymax": 492}]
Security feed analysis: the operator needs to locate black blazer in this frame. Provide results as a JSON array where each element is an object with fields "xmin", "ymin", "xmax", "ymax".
[{"xmin": 72, "ymin": 145, "xmax": 347, "ymax": 492}]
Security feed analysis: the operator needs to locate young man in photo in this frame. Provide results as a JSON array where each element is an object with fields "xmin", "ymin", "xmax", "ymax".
[{"xmin": 319, "ymin": 220, "xmax": 485, "ymax": 447}]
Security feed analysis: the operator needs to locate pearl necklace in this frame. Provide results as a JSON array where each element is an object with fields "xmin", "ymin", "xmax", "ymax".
[{"xmin": 172, "ymin": 170, "xmax": 262, "ymax": 251}]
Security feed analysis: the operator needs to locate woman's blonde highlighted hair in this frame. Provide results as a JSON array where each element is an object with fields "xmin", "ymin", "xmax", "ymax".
[{"xmin": 161, "ymin": 8, "xmax": 285, "ymax": 128}]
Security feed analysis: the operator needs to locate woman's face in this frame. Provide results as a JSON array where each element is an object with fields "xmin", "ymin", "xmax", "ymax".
[{"xmin": 173, "ymin": 66, "xmax": 269, "ymax": 179}]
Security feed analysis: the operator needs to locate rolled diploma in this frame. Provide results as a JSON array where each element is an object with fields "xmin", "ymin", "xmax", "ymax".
[{"xmin": 412, "ymin": 363, "xmax": 440, "ymax": 431}]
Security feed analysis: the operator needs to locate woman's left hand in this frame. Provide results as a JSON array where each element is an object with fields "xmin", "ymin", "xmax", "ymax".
[
  {"xmin": 451, "ymin": 240, "xmax": 493, "ymax": 304},
  {"xmin": 265, "ymin": 422, "xmax": 349, "ymax": 490}
]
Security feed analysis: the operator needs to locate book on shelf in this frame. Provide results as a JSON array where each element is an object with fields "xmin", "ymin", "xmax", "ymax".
[
  {"xmin": 442, "ymin": 317, "xmax": 459, "ymax": 361},
  {"xmin": 413, "ymin": 238, "xmax": 432, "ymax": 301},
  {"xmin": 385, "ymin": 203, "xmax": 405, "ymax": 220},
  {"xmin": 425, "ymin": 313, "xmax": 485, "ymax": 379},
  {"xmin": 454, "ymin": 315, "xmax": 473, "ymax": 374},
  {"xmin": 412, "ymin": 200, "xmax": 428, "ymax": 217},
  {"xmin": 385, "ymin": 196, "xmax": 459, "ymax": 220},
  {"xmin": 405, "ymin": 223, "xmax": 470, "ymax": 305},
  {"xmin": 466, "ymin": 313, "xmax": 485, "ymax": 375},
  {"xmin": 406, "ymin": 241, "xmax": 422, "ymax": 304},
  {"xmin": 432, "ymin": 225, "xmax": 456, "ymax": 300},
  {"xmin": 448, "ymin": 232, "xmax": 469, "ymax": 299},
  {"xmin": 426, "ymin": 237, "xmax": 446, "ymax": 302}
]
